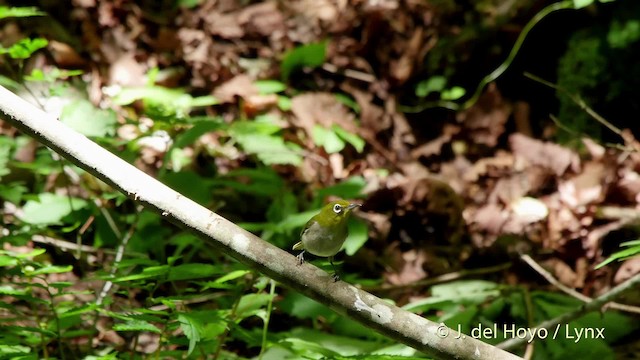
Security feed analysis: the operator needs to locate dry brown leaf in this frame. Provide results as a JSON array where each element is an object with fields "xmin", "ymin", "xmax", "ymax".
[
  {"xmin": 109, "ymin": 54, "xmax": 146, "ymax": 86},
  {"xmin": 385, "ymin": 250, "xmax": 427, "ymax": 286},
  {"xmin": 457, "ymin": 83, "xmax": 511, "ymax": 147},
  {"xmin": 358, "ymin": 211, "xmax": 392, "ymax": 240},
  {"xmin": 616, "ymin": 169, "xmax": 640, "ymax": 204},
  {"xmin": 238, "ymin": 1, "xmax": 285, "ymax": 37},
  {"xmin": 48, "ymin": 41, "xmax": 87, "ymax": 68},
  {"xmin": 614, "ymin": 257, "xmax": 640, "ymax": 284},
  {"xmin": 558, "ymin": 162, "xmax": 606, "ymax": 208},
  {"xmin": 510, "ymin": 133, "xmax": 580, "ymax": 177},
  {"xmin": 543, "ymin": 258, "xmax": 584, "ymax": 288},
  {"xmin": 342, "ymin": 85, "xmax": 389, "ymax": 133},
  {"xmin": 243, "ymin": 94, "xmax": 279, "ymax": 116},
  {"xmin": 582, "ymin": 138, "xmax": 606, "ymax": 159},
  {"xmin": 205, "ymin": 11, "xmax": 244, "ymax": 39},
  {"xmin": 213, "ymin": 75, "xmax": 259, "ymax": 103},
  {"xmin": 463, "ymin": 151, "xmax": 514, "ymax": 182},
  {"xmin": 411, "ymin": 124, "xmax": 460, "ymax": 159},
  {"xmin": 584, "ymin": 219, "xmax": 630, "ymax": 258},
  {"xmin": 73, "ymin": 0, "xmax": 95, "ymax": 7},
  {"xmin": 470, "ymin": 203, "xmax": 507, "ymax": 235},
  {"xmin": 290, "ymin": 92, "xmax": 357, "ymax": 136},
  {"xmin": 390, "ymin": 27, "xmax": 423, "ymax": 84}
]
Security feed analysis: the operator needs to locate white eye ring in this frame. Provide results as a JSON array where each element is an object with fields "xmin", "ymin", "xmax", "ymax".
[{"xmin": 333, "ymin": 204, "xmax": 342, "ymax": 213}]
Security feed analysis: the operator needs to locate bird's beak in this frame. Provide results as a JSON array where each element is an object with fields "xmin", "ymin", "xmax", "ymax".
[{"xmin": 347, "ymin": 203, "xmax": 361, "ymax": 211}]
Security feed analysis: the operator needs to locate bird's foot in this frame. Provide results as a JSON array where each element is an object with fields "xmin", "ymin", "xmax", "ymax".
[
  {"xmin": 331, "ymin": 273, "xmax": 340, "ymax": 282},
  {"xmin": 296, "ymin": 251, "xmax": 305, "ymax": 265}
]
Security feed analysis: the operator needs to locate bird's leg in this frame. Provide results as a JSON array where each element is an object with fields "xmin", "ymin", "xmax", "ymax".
[
  {"xmin": 329, "ymin": 256, "xmax": 340, "ymax": 282},
  {"xmin": 296, "ymin": 251, "xmax": 305, "ymax": 265}
]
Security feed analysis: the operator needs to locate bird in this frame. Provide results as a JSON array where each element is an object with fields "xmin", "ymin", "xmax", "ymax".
[{"xmin": 293, "ymin": 199, "xmax": 361, "ymax": 281}]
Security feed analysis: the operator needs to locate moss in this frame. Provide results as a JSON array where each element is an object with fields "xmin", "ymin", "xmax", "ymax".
[{"xmin": 555, "ymin": 1, "xmax": 640, "ymax": 144}]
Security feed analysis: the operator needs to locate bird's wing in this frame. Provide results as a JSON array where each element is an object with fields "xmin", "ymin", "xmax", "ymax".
[
  {"xmin": 300, "ymin": 218, "xmax": 316, "ymax": 237},
  {"xmin": 292, "ymin": 218, "xmax": 316, "ymax": 250}
]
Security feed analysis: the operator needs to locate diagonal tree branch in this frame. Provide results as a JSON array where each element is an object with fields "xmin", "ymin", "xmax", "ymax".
[{"xmin": 0, "ymin": 85, "xmax": 521, "ymax": 360}]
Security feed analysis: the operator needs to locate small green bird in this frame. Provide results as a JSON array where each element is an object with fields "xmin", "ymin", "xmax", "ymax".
[{"xmin": 293, "ymin": 200, "xmax": 361, "ymax": 281}]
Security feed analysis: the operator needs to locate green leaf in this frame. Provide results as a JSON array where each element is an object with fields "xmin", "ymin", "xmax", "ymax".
[
  {"xmin": 279, "ymin": 291, "xmax": 334, "ymax": 320},
  {"xmin": 212, "ymin": 168, "xmax": 284, "ymax": 197},
  {"xmin": 0, "ymin": 74, "xmax": 20, "ymax": 90},
  {"xmin": 277, "ymin": 95, "xmax": 292, "ymax": 110},
  {"xmin": 60, "ymin": 99, "xmax": 117, "ymax": 137},
  {"xmin": 0, "ymin": 285, "xmax": 28, "ymax": 296},
  {"xmin": 573, "ymin": 0, "xmax": 594, "ymax": 9},
  {"xmin": 25, "ymin": 68, "xmax": 83, "ymax": 82},
  {"xmin": 281, "ymin": 41, "xmax": 327, "ymax": 80},
  {"xmin": 0, "ymin": 255, "xmax": 18, "ymax": 267},
  {"xmin": 316, "ymin": 176, "xmax": 366, "ymax": 199},
  {"xmin": 607, "ymin": 19, "xmax": 640, "ymax": 49},
  {"xmin": 178, "ymin": 0, "xmax": 203, "ymax": 8},
  {"xmin": 57, "ymin": 304, "xmax": 98, "ymax": 318},
  {"xmin": 284, "ymin": 328, "xmax": 381, "ymax": 357},
  {"xmin": 205, "ymin": 270, "xmax": 251, "ymax": 288},
  {"xmin": 343, "ymin": 219, "xmax": 368, "ymax": 256},
  {"xmin": 403, "ymin": 280, "xmax": 500, "ymax": 312},
  {"xmin": 0, "ymin": 138, "xmax": 10, "ymax": 179},
  {"xmin": 178, "ymin": 313, "xmax": 202, "ymax": 355},
  {"xmin": 24, "ymin": 265, "xmax": 73, "ymax": 276},
  {"xmin": 109, "ymin": 85, "xmax": 219, "ymax": 118},
  {"xmin": 0, "ymin": 38, "xmax": 48, "ymax": 59},
  {"xmin": 168, "ymin": 263, "xmax": 220, "ymax": 281},
  {"xmin": 229, "ymin": 116, "xmax": 282, "ymax": 135},
  {"xmin": 312, "ymin": 125, "xmax": 345, "ymax": 153},
  {"xmin": 441, "ymin": 86, "xmax": 466, "ymax": 101},
  {"xmin": 0, "ymin": 344, "xmax": 31, "ymax": 357},
  {"xmin": 255, "ymin": 80, "xmax": 287, "ymax": 94},
  {"xmin": 173, "ymin": 120, "xmax": 225, "ymax": 148},
  {"xmin": 595, "ymin": 242, "xmax": 640, "ymax": 269},
  {"xmin": 236, "ymin": 293, "xmax": 274, "ymax": 321},
  {"xmin": 160, "ymin": 171, "xmax": 213, "ymax": 205},
  {"xmin": 0, "ymin": 182, "xmax": 28, "ymax": 204},
  {"xmin": 416, "ymin": 76, "xmax": 447, "ymax": 97},
  {"xmin": 111, "ymin": 86, "xmax": 183, "ymax": 106},
  {"xmin": 333, "ymin": 125, "xmax": 365, "ymax": 152},
  {"xmin": 49, "ymin": 282, "xmax": 73, "ymax": 289},
  {"xmin": 270, "ymin": 209, "xmax": 318, "ymax": 233},
  {"xmin": 19, "ymin": 193, "xmax": 88, "ymax": 225},
  {"xmin": 168, "ymin": 148, "xmax": 191, "ymax": 172},
  {"xmin": 233, "ymin": 133, "xmax": 302, "ymax": 165},
  {"xmin": 3, "ymin": 248, "xmax": 47, "ymax": 259},
  {"xmin": 0, "ymin": 6, "xmax": 45, "ymax": 19},
  {"xmin": 112, "ymin": 265, "xmax": 169, "ymax": 282},
  {"xmin": 190, "ymin": 95, "xmax": 219, "ymax": 107},
  {"xmin": 113, "ymin": 319, "xmax": 162, "ymax": 333},
  {"xmin": 335, "ymin": 93, "xmax": 360, "ymax": 113}
]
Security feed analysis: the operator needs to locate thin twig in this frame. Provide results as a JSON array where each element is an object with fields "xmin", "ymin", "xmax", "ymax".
[
  {"xmin": 95, "ymin": 207, "xmax": 141, "ymax": 305},
  {"xmin": 524, "ymin": 72, "xmax": 623, "ymax": 137},
  {"xmin": 321, "ymin": 63, "xmax": 376, "ymax": 83},
  {"xmin": 497, "ymin": 255, "xmax": 640, "ymax": 350},
  {"xmin": 520, "ymin": 254, "xmax": 640, "ymax": 314}
]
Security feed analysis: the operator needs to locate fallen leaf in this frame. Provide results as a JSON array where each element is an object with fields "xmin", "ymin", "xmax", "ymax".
[
  {"xmin": 213, "ymin": 75, "xmax": 259, "ymax": 103},
  {"xmin": 290, "ymin": 92, "xmax": 357, "ymax": 140},
  {"xmin": 558, "ymin": 162, "xmax": 606, "ymax": 208},
  {"xmin": 457, "ymin": 83, "xmax": 511, "ymax": 147},
  {"xmin": 614, "ymin": 257, "xmax": 640, "ymax": 284},
  {"xmin": 510, "ymin": 133, "xmax": 580, "ymax": 177}
]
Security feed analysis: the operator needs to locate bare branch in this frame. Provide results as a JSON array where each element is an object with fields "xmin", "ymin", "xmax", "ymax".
[{"xmin": 0, "ymin": 85, "xmax": 522, "ymax": 360}]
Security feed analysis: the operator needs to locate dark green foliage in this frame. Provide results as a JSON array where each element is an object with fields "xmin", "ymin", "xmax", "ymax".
[{"xmin": 556, "ymin": 0, "xmax": 640, "ymax": 143}]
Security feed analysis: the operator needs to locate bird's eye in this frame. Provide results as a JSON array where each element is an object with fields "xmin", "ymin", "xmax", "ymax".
[{"xmin": 333, "ymin": 204, "xmax": 342, "ymax": 213}]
